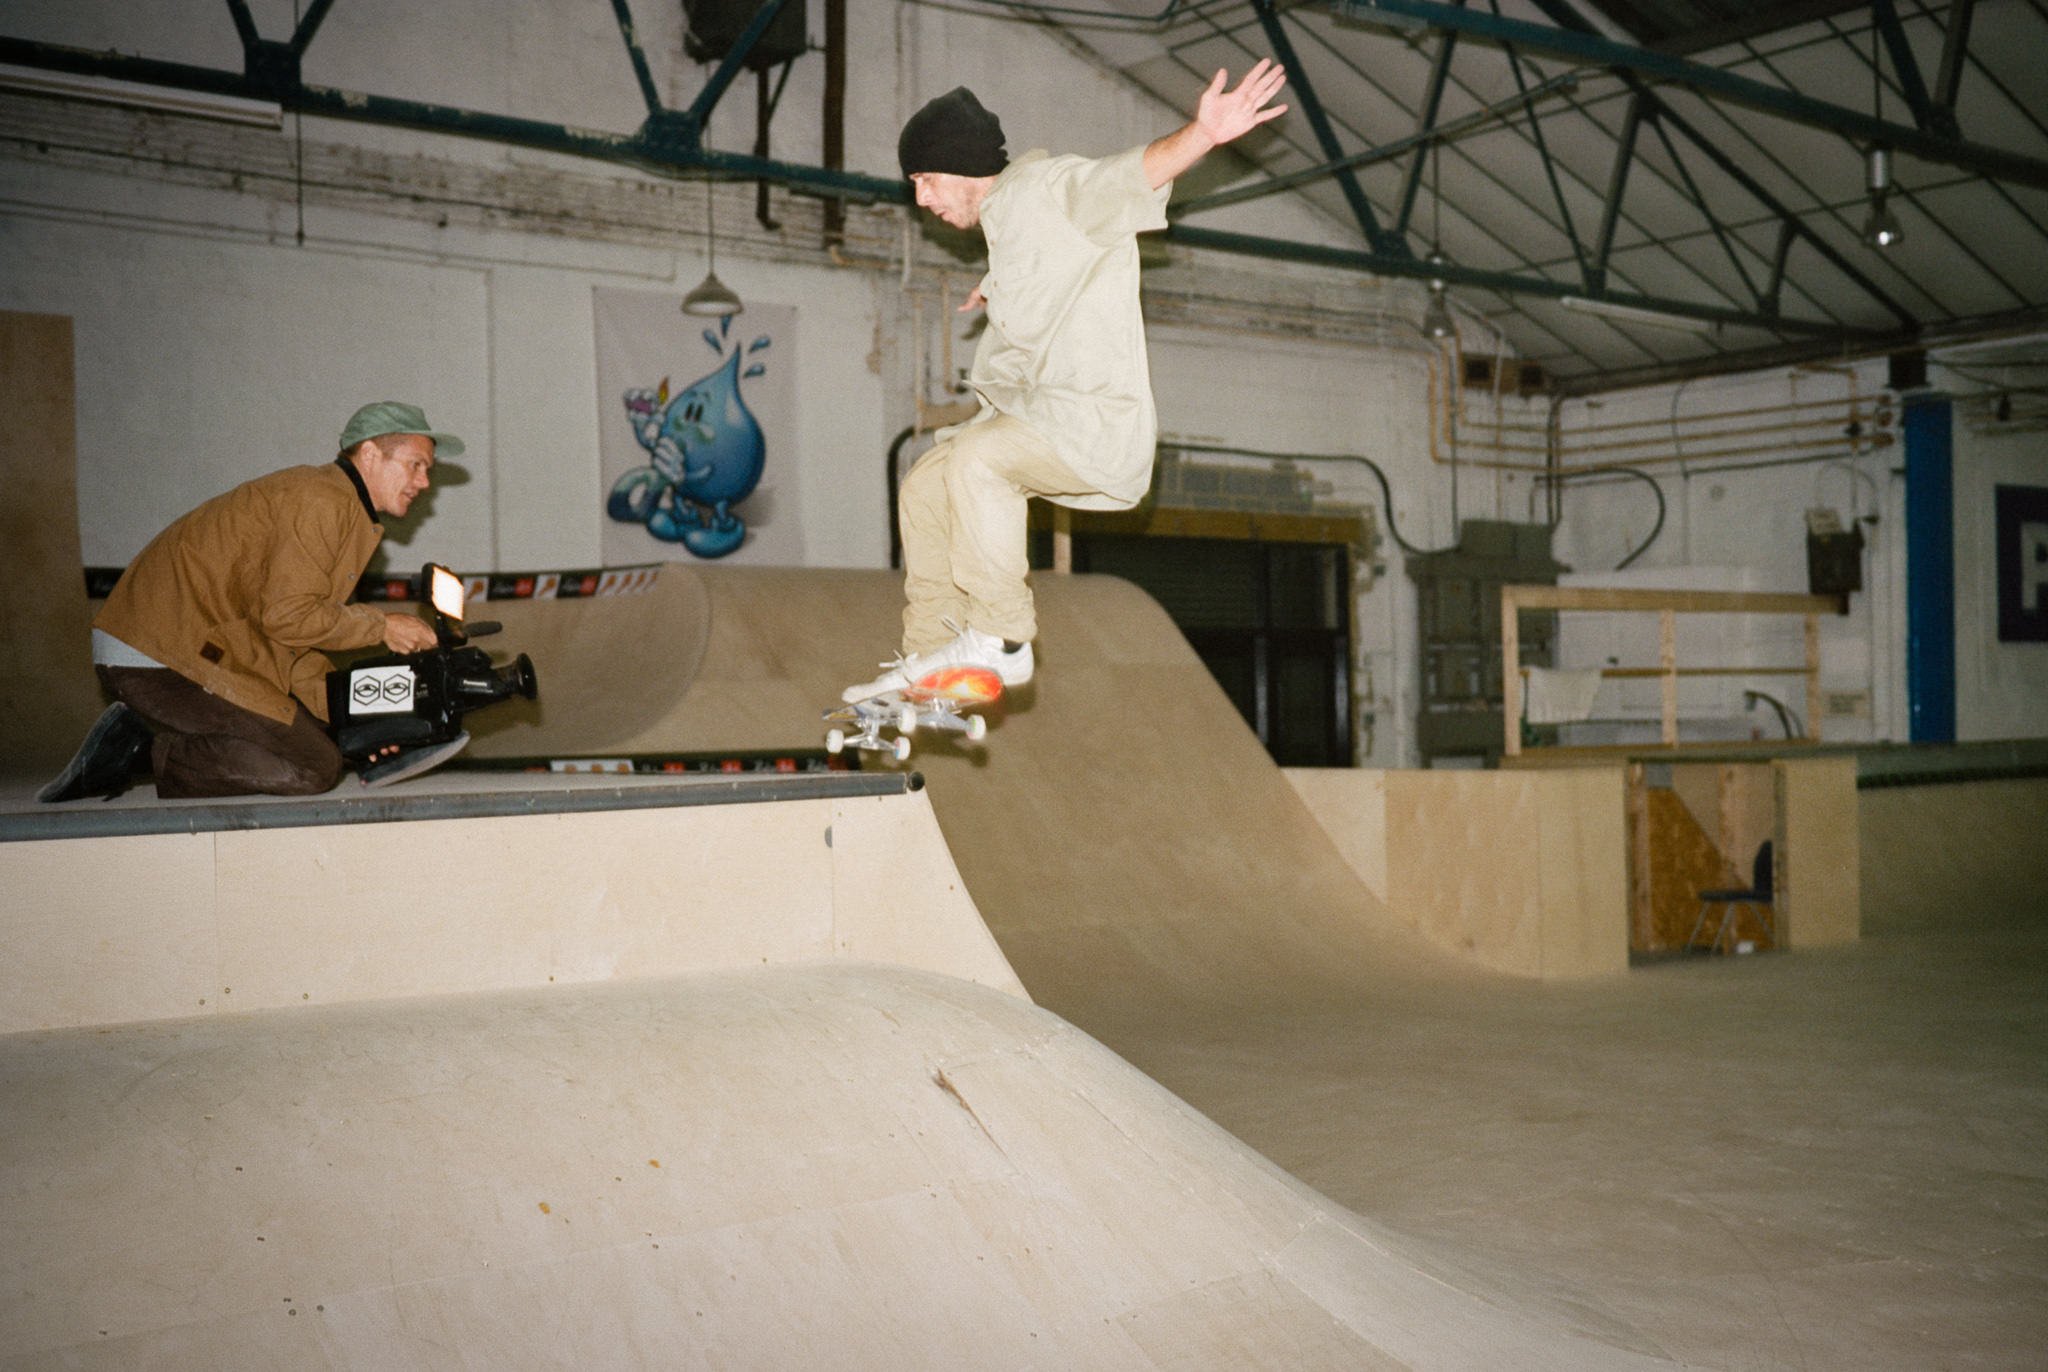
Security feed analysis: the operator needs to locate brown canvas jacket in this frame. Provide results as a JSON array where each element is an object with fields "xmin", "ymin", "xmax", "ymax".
[{"xmin": 95, "ymin": 462, "xmax": 390, "ymax": 725}]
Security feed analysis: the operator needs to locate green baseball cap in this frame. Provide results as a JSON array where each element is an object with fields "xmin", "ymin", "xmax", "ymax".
[{"xmin": 337, "ymin": 401, "xmax": 466, "ymax": 457}]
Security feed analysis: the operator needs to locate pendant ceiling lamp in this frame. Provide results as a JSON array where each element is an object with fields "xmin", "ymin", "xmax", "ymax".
[{"xmin": 682, "ymin": 176, "xmax": 744, "ymax": 317}]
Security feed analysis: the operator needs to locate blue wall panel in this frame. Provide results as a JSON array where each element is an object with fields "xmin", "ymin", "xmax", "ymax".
[{"xmin": 1903, "ymin": 396, "xmax": 1956, "ymax": 743}]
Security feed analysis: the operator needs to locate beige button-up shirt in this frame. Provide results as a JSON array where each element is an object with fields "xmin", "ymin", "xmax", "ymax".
[{"xmin": 953, "ymin": 145, "xmax": 1171, "ymax": 510}]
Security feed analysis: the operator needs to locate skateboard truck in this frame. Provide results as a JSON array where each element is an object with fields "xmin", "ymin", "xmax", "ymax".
[{"xmin": 824, "ymin": 668, "xmax": 998, "ymax": 762}]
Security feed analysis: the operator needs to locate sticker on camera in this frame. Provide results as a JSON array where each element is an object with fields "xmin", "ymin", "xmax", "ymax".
[{"xmin": 349, "ymin": 665, "xmax": 417, "ymax": 714}]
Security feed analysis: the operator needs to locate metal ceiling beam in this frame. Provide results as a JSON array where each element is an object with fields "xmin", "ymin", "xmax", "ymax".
[
  {"xmin": 1250, "ymin": 0, "xmax": 1407, "ymax": 257},
  {"xmin": 222, "ymin": 0, "xmax": 260, "ymax": 53},
  {"xmin": 1658, "ymin": 0, "xmax": 1868, "ymax": 57},
  {"xmin": 1931, "ymin": 0, "xmax": 1975, "ymax": 132},
  {"xmin": 289, "ymin": 0, "xmax": 340, "ymax": 57},
  {"xmin": 1515, "ymin": 0, "xmax": 1918, "ymax": 330},
  {"xmin": 1393, "ymin": 25, "xmax": 1459, "ymax": 240},
  {"xmin": 1588, "ymin": 91, "xmax": 1641, "ymax": 294},
  {"xmin": 1641, "ymin": 100, "xmax": 1915, "ymax": 328},
  {"xmin": 609, "ymin": 0, "xmax": 665, "ymax": 117},
  {"xmin": 0, "ymin": 33, "xmax": 905, "ymax": 203},
  {"xmin": 1495, "ymin": 8, "xmax": 1588, "ymax": 283},
  {"xmin": 1764, "ymin": 220, "xmax": 1798, "ymax": 316},
  {"xmin": 1551, "ymin": 302, "xmax": 2048, "ymax": 396},
  {"xmin": 1173, "ymin": 69, "xmax": 1578, "ymax": 215},
  {"xmin": 1869, "ymin": 0, "xmax": 1947, "ymax": 138},
  {"xmin": 1331, "ymin": 0, "xmax": 2048, "ymax": 189},
  {"xmin": 683, "ymin": 0, "xmax": 793, "ymax": 130},
  {"xmin": 1646, "ymin": 111, "xmax": 1761, "ymax": 309},
  {"xmin": 1163, "ymin": 223, "xmax": 1886, "ymax": 339},
  {"xmin": 0, "ymin": 1, "xmax": 1921, "ymax": 354}
]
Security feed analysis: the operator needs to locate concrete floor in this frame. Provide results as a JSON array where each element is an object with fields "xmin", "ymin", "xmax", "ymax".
[{"xmin": 1105, "ymin": 785, "xmax": 2048, "ymax": 1371}]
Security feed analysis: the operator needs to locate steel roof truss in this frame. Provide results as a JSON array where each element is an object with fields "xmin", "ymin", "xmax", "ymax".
[
  {"xmin": 610, "ymin": 0, "xmax": 666, "ymax": 118},
  {"xmin": 1765, "ymin": 218, "xmax": 1798, "ymax": 316},
  {"xmin": 1931, "ymin": 0, "xmax": 1975, "ymax": 133},
  {"xmin": 1172, "ymin": 69, "xmax": 1578, "ymax": 215},
  {"xmin": 1394, "ymin": 26, "xmax": 1460, "ymax": 241},
  {"xmin": 1163, "ymin": 221, "xmax": 1887, "ymax": 338},
  {"xmin": 1648, "ymin": 93, "xmax": 1916, "ymax": 327},
  {"xmin": 681, "ymin": 0, "xmax": 793, "ymax": 132},
  {"xmin": 1494, "ymin": 1, "xmax": 1588, "ymax": 283},
  {"xmin": 1590, "ymin": 91, "xmax": 1643, "ymax": 293},
  {"xmin": 0, "ymin": 16, "xmax": 901, "ymax": 203},
  {"xmin": 1870, "ymin": 0, "xmax": 1948, "ymax": 138},
  {"xmin": 1646, "ymin": 109, "xmax": 1763, "ymax": 308},
  {"xmin": 1333, "ymin": 0, "xmax": 2048, "ymax": 190},
  {"xmin": 1251, "ymin": 0, "xmax": 1408, "ymax": 257},
  {"xmin": 222, "ymin": 0, "xmax": 259, "ymax": 52},
  {"xmin": 290, "ymin": 0, "xmax": 340, "ymax": 58}
]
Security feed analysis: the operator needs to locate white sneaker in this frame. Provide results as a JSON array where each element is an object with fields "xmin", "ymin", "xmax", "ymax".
[{"xmin": 842, "ymin": 626, "xmax": 1033, "ymax": 703}]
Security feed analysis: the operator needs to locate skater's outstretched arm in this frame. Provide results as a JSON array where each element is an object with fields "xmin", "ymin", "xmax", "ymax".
[{"xmin": 1142, "ymin": 58, "xmax": 1288, "ymax": 191}]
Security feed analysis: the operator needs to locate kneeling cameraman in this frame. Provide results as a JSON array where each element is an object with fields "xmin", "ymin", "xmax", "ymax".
[{"xmin": 41, "ymin": 402, "xmax": 462, "ymax": 801}]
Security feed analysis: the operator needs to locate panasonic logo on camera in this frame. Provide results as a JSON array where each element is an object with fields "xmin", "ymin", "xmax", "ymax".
[{"xmin": 350, "ymin": 665, "xmax": 417, "ymax": 714}]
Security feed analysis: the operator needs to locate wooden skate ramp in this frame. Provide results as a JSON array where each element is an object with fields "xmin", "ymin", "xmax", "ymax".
[
  {"xmin": 0, "ymin": 312, "xmax": 106, "ymax": 772},
  {"xmin": 530, "ymin": 567, "xmax": 1453, "ymax": 1033},
  {"xmin": 0, "ymin": 963, "xmax": 1671, "ymax": 1370},
  {"xmin": 462, "ymin": 564, "xmax": 713, "ymax": 757}
]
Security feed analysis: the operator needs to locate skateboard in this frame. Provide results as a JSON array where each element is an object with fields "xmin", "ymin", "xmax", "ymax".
[{"xmin": 823, "ymin": 666, "xmax": 1002, "ymax": 762}]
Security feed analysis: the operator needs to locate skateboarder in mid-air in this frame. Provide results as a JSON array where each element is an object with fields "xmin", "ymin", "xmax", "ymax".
[{"xmin": 843, "ymin": 61, "xmax": 1289, "ymax": 706}]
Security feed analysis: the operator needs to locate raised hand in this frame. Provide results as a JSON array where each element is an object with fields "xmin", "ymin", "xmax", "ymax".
[{"xmin": 1194, "ymin": 58, "xmax": 1289, "ymax": 148}]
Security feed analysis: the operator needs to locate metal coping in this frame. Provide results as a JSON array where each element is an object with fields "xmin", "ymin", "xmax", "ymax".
[
  {"xmin": 0, "ymin": 770, "xmax": 920, "ymax": 845},
  {"xmin": 1853, "ymin": 740, "xmax": 2048, "ymax": 791},
  {"xmin": 1621, "ymin": 739, "xmax": 2048, "ymax": 789}
]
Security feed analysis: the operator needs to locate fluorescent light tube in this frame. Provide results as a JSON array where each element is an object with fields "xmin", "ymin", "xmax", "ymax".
[
  {"xmin": 0, "ymin": 62, "xmax": 283, "ymax": 128},
  {"xmin": 1559, "ymin": 294, "xmax": 1721, "ymax": 335}
]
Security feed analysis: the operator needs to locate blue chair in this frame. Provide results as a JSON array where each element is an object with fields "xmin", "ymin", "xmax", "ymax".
[{"xmin": 1688, "ymin": 840, "xmax": 1774, "ymax": 954}]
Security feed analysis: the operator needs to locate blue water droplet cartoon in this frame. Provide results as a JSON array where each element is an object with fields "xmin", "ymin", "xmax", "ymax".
[{"xmin": 612, "ymin": 343, "xmax": 767, "ymax": 559}]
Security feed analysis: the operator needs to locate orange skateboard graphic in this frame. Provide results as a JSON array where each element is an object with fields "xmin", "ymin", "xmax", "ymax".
[{"xmin": 823, "ymin": 666, "xmax": 1002, "ymax": 762}]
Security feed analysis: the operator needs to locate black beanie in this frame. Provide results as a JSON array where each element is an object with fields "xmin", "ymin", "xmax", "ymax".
[{"xmin": 898, "ymin": 87, "xmax": 1008, "ymax": 179}]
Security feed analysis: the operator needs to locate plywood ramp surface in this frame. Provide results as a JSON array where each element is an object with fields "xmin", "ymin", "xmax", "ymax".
[
  {"xmin": 0, "ymin": 312, "xmax": 104, "ymax": 771},
  {"xmin": 1859, "ymin": 775, "xmax": 2048, "ymax": 929},
  {"xmin": 0, "ymin": 783, "xmax": 1022, "ymax": 1033},
  {"xmin": 0, "ymin": 964, "xmax": 1673, "ymax": 1371},
  {"xmin": 461, "ymin": 564, "xmax": 713, "ymax": 755},
  {"xmin": 545, "ymin": 568, "xmax": 1460, "ymax": 1036}
]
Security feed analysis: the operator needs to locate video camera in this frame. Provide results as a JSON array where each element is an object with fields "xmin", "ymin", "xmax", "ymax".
[{"xmin": 327, "ymin": 563, "xmax": 537, "ymax": 764}]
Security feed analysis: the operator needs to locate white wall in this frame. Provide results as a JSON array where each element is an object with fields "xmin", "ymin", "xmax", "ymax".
[
  {"xmin": 1, "ymin": 0, "xmax": 1468, "ymax": 761},
  {"xmin": 0, "ymin": 0, "xmax": 1385, "ymax": 571},
  {"xmin": 1539, "ymin": 352, "xmax": 2048, "ymax": 747},
  {"xmin": 27, "ymin": 2, "xmax": 2030, "ymax": 757},
  {"xmin": 1536, "ymin": 361, "xmax": 1904, "ymax": 745}
]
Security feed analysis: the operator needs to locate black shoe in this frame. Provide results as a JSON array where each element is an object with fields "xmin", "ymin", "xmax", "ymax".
[
  {"xmin": 359, "ymin": 731, "xmax": 470, "ymax": 789},
  {"xmin": 37, "ymin": 703, "xmax": 155, "ymax": 803}
]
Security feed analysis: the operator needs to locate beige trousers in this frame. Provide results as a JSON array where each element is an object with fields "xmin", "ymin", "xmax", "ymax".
[{"xmin": 897, "ymin": 413, "xmax": 1099, "ymax": 655}]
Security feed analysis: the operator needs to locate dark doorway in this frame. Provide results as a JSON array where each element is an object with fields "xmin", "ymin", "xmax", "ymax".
[{"xmin": 1033, "ymin": 531, "xmax": 1352, "ymax": 766}]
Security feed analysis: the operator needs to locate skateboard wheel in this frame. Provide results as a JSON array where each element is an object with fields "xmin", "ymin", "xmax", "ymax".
[
  {"xmin": 965, "ymin": 713, "xmax": 988, "ymax": 742},
  {"xmin": 895, "ymin": 703, "xmax": 919, "ymax": 735},
  {"xmin": 825, "ymin": 728, "xmax": 846, "ymax": 755},
  {"xmin": 891, "ymin": 734, "xmax": 913, "ymax": 763}
]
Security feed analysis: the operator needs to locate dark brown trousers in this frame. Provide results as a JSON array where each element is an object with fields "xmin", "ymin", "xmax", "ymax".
[{"xmin": 97, "ymin": 665, "xmax": 343, "ymax": 799}]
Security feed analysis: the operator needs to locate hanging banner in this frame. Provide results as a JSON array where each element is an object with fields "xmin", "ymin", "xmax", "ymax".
[{"xmin": 594, "ymin": 287, "xmax": 800, "ymax": 565}]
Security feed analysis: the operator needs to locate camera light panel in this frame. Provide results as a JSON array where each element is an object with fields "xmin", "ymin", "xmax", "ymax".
[{"xmin": 428, "ymin": 563, "xmax": 467, "ymax": 624}]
